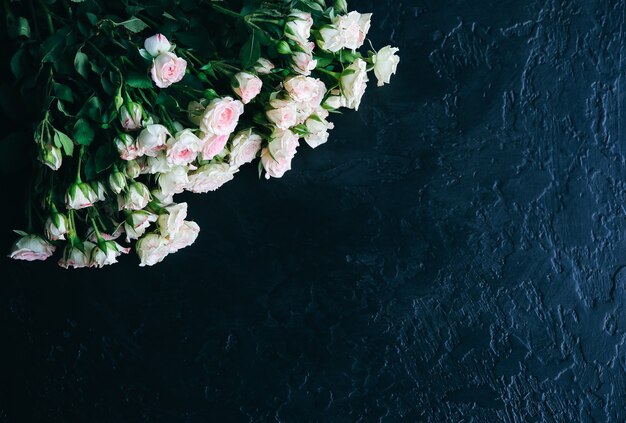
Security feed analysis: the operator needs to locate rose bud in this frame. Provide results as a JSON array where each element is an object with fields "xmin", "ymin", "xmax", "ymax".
[
  {"xmin": 91, "ymin": 181, "xmax": 107, "ymax": 202},
  {"xmin": 39, "ymin": 144, "xmax": 62, "ymax": 171},
  {"xmin": 45, "ymin": 212, "xmax": 70, "ymax": 241},
  {"xmin": 254, "ymin": 58, "xmax": 275, "ymax": 75},
  {"xmin": 58, "ymin": 244, "xmax": 93, "ymax": 269},
  {"xmin": 8, "ymin": 234, "xmax": 56, "ymax": 262},
  {"xmin": 66, "ymin": 182, "xmax": 98, "ymax": 210},
  {"xmin": 109, "ymin": 169, "xmax": 127, "ymax": 194},
  {"xmin": 118, "ymin": 181, "xmax": 151, "ymax": 211},
  {"xmin": 157, "ymin": 202, "xmax": 188, "ymax": 239},
  {"xmin": 285, "ymin": 11, "xmax": 313, "ymax": 45},
  {"xmin": 144, "ymin": 34, "xmax": 172, "ymax": 57},
  {"xmin": 115, "ymin": 133, "xmax": 140, "ymax": 161},
  {"xmin": 89, "ymin": 240, "xmax": 130, "ymax": 268},
  {"xmin": 373, "ymin": 46, "xmax": 400, "ymax": 87},
  {"xmin": 232, "ymin": 72, "xmax": 263, "ymax": 104},
  {"xmin": 124, "ymin": 210, "xmax": 158, "ymax": 242},
  {"xmin": 119, "ymin": 102, "xmax": 144, "ymax": 131},
  {"xmin": 125, "ymin": 160, "xmax": 142, "ymax": 179}
]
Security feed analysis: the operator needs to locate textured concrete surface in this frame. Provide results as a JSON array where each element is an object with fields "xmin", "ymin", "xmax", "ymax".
[{"xmin": 2, "ymin": 0, "xmax": 626, "ymax": 421}]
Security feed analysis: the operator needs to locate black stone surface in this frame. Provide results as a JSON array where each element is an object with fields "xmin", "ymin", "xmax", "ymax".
[{"xmin": 2, "ymin": 0, "xmax": 626, "ymax": 421}]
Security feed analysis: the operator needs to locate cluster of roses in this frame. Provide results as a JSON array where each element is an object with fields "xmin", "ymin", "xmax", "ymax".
[{"xmin": 9, "ymin": 4, "xmax": 400, "ymax": 268}]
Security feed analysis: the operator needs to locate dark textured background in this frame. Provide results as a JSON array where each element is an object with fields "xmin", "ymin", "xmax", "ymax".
[{"xmin": 2, "ymin": 0, "xmax": 626, "ymax": 421}]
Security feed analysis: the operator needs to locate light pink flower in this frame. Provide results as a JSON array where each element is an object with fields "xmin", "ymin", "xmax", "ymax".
[
  {"xmin": 200, "ymin": 97, "xmax": 244, "ymax": 136},
  {"xmin": 186, "ymin": 163, "xmax": 236, "ymax": 193},
  {"xmin": 229, "ymin": 129, "xmax": 262, "ymax": 168},
  {"xmin": 166, "ymin": 129, "xmax": 201, "ymax": 166},
  {"xmin": 261, "ymin": 129, "xmax": 299, "ymax": 179},
  {"xmin": 168, "ymin": 221, "xmax": 200, "ymax": 253},
  {"xmin": 137, "ymin": 124, "xmax": 170, "ymax": 157},
  {"xmin": 200, "ymin": 133, "xmax": 229, "ymax": 161},
  {"xmin": 151, "ymin": 52, "xmax": 187, "ymax": 88},
  {"xmin": 9, "ymin": 234, "xmax": 56, "ymax": 262},
  {"xmin": 144, "ymin": 34, "xmax": 172, "ymax": 57},
  {"xmin": 233, "ymin": 72, "xmax": 263, "ymax": 104},
  {"xmin": 266, "ymin": 97, "xmax": 298, "ymax": 130}
]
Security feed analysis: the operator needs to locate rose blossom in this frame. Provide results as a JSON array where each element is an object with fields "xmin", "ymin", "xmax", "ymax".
[
  {"xmin": 144, "ymin": 34, "xmax": 172, "ymax": 57},
  {"xmin": 89, "ymin": 240, "xmax": 130, "ymax": 268},
  {"xmin": 157, "ymin": 202, "xmax": 188, "ymax": 239},
  {"xmin": 9, "ymin": 234, "xmax": 56, "ymax": 262},
  {"xmin": 120, "ymin": 102, "xmax": 143, "ymax": 131},
  {"xmin": 159, "ymin": 165, "xmax": 189, "ymax": 197},
  {"xmin": 284, "ymin": 76, "xmax": 325, "ymax": 104},
  {"xmin": 334, "ymin": 11, "xmax": 372, "ymax": 50},
  {"xmin": 304, "ymin": 115, "xmax": 335, "ymax": 148},
  {"xmin": 45, "ymin": 212, "xmax": 69, "ymax": 241},
  {"xmin": 118, "ymin": 181, "xmax": 151, "ymax": 211},
  {"xmin": 229, "ymin": 129, "xmax": 262, "ymax": 168},
  {"xmin": 66, "ymin": 182, "xmax": 98, "ymax": 210},
  {"xmin": 125, "ymin": 210, "xmax": 158, "ymax": 242},
  {"xmin": 200, "ymin": 97, "xmax": 244, "ymax": 136},
  {"xmin": 285, "ymin": 11, "xmax": 313, "ymax": 45},
  {"xmin": 200, "ymin": 133, "xmax": 229, "ymax": 161},
  {"xmin": 166, "ymin": 129, "xmax": 201, "ymax": 166},
  {"xmin": 232, "ymin": 72, "xmax": 263, "ymax": 104},
  {"xmin": 255, "ymin": 58, "xmax": 275, "ymax": 75},
  {"xmin": 137, "ymin": 233, "xmax": 171, "ymax": 267},
  {"xmin": 266, "ymin": 97, "xmax": 298, "ymax": 130},
  {"xmin": 373, "ymin": 46, "xmax": 400, "ymax": 87},
  {"xmin": 115, "ymin": 134, "xmax": 140, "ymax": 161},
  {"xmin": 39, "ymin": 144, "xmax": 62, "ymax": 171},
  {"xmin": 318, "ymin": 26, "xmax": 343, "ymax": 52},
  {"xmin": 340, "ymin": 58, "xmax": 368, "ymax": 110},
  {"xmin": 150, "ymin": 52, "xmax": 187, "ymax": 88},
  {"xmin": 186, "ymin": 163, "xmax": 236, "ymax": 193},
  {"xmin": 137, "ymin": 124, "xmax": 170, "ymax": 157},
  {"xmin": 261, "ymin": 129, "xmax": 299, "ymax": 179},
  {"xmin": 58, "ymin": 244, "xmax": 93, "ymax": 269},
  {"xmin": 291, "ymin": 49, "xmax": 317, "ymax": 76},
  {"xmin": 168, "ymin": 221, "xmax": 200, "ymax": 253},
  {"xmin": 145, "ymin": 153, "xmax": 173, "ymax": 174}
]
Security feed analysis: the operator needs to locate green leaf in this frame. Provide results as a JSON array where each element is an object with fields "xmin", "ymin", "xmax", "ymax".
[
  {"xmin": 240, "ymin": 31, "xmax": 261, "ymax": 69},
  {"xmin": 74, "ymin": 50, "xmax": 89, "ymax": 79},
  {"xmin": 126, "ymin": 72, "xmax": 153, "ymax": 88},
  {"xmin": 53, "ymin": 130, "xmax": 74, "ymax": 156},
  {"xmin": 6, "ymin": 16, "xmax": 30, "ymax": 38},
  {"xmin": 116, "ymin": 17, "xmax": 149, "ymax": 34},
  {"xmin": 95, "ymin": 144, "xmax": 116, "ymax": 174},
  {"xmin": 53, "ymin": 82, "xmax": 74, "ymax": 103},
  {"xmin": 73, "ymin": 119, "xmax": 94, "ymax": 146},
  {"xmin": 10, "ymin": 49, "xmax": 25, "ymax": 79}
]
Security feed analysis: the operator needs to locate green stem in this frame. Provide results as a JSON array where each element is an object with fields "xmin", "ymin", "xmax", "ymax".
[
  {"xmin": 76, "ymin": 146, "xmax": 85, "ymax": 183},
  {"xmin": 315, "ymin": 67, "xmax": 342, "ymax": 79}
]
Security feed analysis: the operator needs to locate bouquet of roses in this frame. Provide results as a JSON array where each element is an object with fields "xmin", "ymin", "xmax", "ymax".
[{"xmin": 3, "ymin": 0, "xmax": 399, "ymax": 268}]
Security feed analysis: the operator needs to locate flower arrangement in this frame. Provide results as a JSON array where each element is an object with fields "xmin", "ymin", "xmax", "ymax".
[{"xmin": 4, "ymin": 0, "xmax": 400, "ymax": 268}]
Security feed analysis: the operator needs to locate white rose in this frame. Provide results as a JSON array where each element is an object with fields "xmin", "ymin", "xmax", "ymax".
[
  {"xmin": 334, "ymin": 11, "xmax": 372, "ymax": 50},
  {"xmin": 66, "ymin": 182, "xmax": 98, "ymax": 210},
  {"xmin": 120, "ymin": 102, "xmax": 143, "ymax": 131},
  {"xmin": 39, "ymin": 144, "xmax": 62, "ymax": 171},
  {"xmin": 229, "ymin": 129, "xmax": 262, "ymax": 168},
  {"xmin": 284, "ymin": 76, "xmax": 323, "ymax": 104},
  {"xmin": 58, "ymin": 244, "xmax": 93, "ymax": 269},
  {"xmin": 186, "ymin": 163, "xmax": 236, "ymax": 193},
  {"xmin": 137, "ymin": 124, "xmax": 170, "ymax": 157},
  {"xmin": 144, "ymin": 34, "xmax": 172, "ymax": 57},
  {"xmin": 261, "ymin": 129, "xmax": 299, "ymax": 179},
  {"xmin": 158, "ymin": 165, "xmax": 189, "ymax": 197},
  {"xmin": 291, "ymin": 50, "xmax": 317, "ymax": 76},
  {"xmin": 232, "ymin": 72, "xmax": 263, "ymax": 104},
  {"xmin": 304, "ymin": 115, "xmax": 335, "ymax": 148},
  {"xmin": 119, "ymin": 181, "xmax": 151, "ymax": 211},
  {"xmin": 157, "ymin": 202, "xmax": 188, "ymax": 239},
  {"xmin": 266, "ymin": 97, "xmax": 298, "ymax": 130},
  {"xmin": 340, "ymin": 58, "xmax": 368, "ymax": 110},
  {"xmin": 285, "ymin": 11, "xmax": 313, "ymax": 45},
  {"xmin": 115, "ymin": 133, "xmax": 140, "ymax": 161},
  {"xmin": 124, "ymin": 211, "xmax": 158, "ymax": 242},
  {"xmin": 373, "ymin": 46, "xmax": 400, "ymax": 87},
  {"xmin": 318, "ymin": 26, "xmax": 343, "ymax": 52},
  {"xmin": 137, "ymin": 233, "xmax": 171, "ymax": 267},
  {"xmin": 254, "ymin": 58, "xmax": 275, "ymax": 75},
  {"xmin": 145, "ymin": 153, "xmax": 173, "ymax": 174},
  {"xmin": 166, "ymin": 129, "xmax": 201, "ymax": 166},
  {"xmin": 89, "ymin": 240, "xmax": 130, "ymax": 268},
  {"xmin": 168, "ymin": 221, "xmax": 200, "ymax": 253},
  {"xmin": 9, "ymin": 234, "xmax": 56, "ymax": 262},
  {"xmin": 45, "ymin": 213, "xmax": 69, "ymax": 241}
]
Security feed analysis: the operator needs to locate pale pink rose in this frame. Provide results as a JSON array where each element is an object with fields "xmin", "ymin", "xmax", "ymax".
[
  {"xmin": 284, "ymin": 76, "xmax": 322, "ymax": 104},
  {"xmin": 340, "ymin": 58, "xmax": 369, "ymax": 110},
  {"xmin": 58, "ymin": 244, "xmax": 93, "ymax": 269},
  {"xmin": 168, "ymin": 221, "xmax": 200, "ymax": 253},
  {"xmin": 150, "ymin": 52, "xmax": 187, "ymax": 88},
  {"xmin": 374, "ymin": 46, "xmax": 400, "ymax": 87},
  {"xmin": 200, "ymin": 133, "xmax": 229, "ymax": 161},
  {"xmin": 261, "ymin": 129, "xmax": 299, "ymax": 179},
  {"xmin": 145, "ymin": 153, "xmax": 173, "ymax": 174},
  {"xmin": 186, "ymin": 163, "xmax": 236, "ymax": 193},
  {"xmin": 137, "ymin": 233, "xmax": 171, "ymax": 267},
  {"xmin": 144, "ymin": 34, "xmax": 172, "ymax": 57},
  {"xmin": 115, "ymin": 134, "xmax": 140, "ymax": 161},
  {"xmin": 9, "ymin": 234, "xmax": 56, "ymax": 261},
  {"xmin": 291, "ymin": 50, "xmax": 317, "ymax": 76},
  {"xmin": 334, "ymin": 11, "xmax": 372, "ymax": 50},
  {"xmin": 318, "ymin": 26, "xmax": 343, "ymax": 52},
  {"xmin": 120, "ymin": 102, "xmax": 143, "ymax": 131},
  {"xmin": 166, "ymin": 129, "xmax": 201, "ymax": 166},
  {"xmin": 118, "ymin": 181, "xmax": 151, "ymax": 211},
  {"xmin": 285, "ymin": 11, "xmax": 313, "ymax": 45},
  {"xmin": 158, "ymin": 165, "xmax": 189, "ymax": 197},
  {"xmin": 200, "ymin": 97, "xmax": 244, "ymax": 136},
  {"xmin": 233, "ymin": 72, "xmax": 263, "ymax": 104},
  {"xmin": 229, "ymin": 129, "xmax": 262, "ymax": 168},
  {"xmin": 304, "ymin": 115, "xmax": 335, "ymax": 148},
  {"xmin": 255, "ymin": 58, "xmax": 275, "ymax": 75},
  {"xmin": 266, "ymin": 97, "xmax": 298, "ymax": 130},
  {"xmin": 137, "ymin": 124, "xmax": 170, "ymax": 157},
  {"xmin": 89, "ymin": 240, "xmax": 130, "ymax": 268},
  {"xmin": 66, "ymin": 182, "xmax": 98, "ymax": 210},
  {"xmin": 157, "ymin": 202, "xmax": 188, "ymax": 239},
  {"xmin": 125, "ymin": 211, "xmax": 158, "ymax": 242}
]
